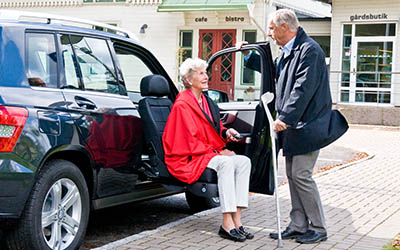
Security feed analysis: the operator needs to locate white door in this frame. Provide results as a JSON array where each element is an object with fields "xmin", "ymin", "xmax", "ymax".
[{"xmin": 349, "ymin": 37, "xmax": 395, "ymax": 104}]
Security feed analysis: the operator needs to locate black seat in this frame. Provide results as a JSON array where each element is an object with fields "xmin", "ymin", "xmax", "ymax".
[{"xmin": 138, "ymin": 74, "xmax": 218, "ymax": 197}]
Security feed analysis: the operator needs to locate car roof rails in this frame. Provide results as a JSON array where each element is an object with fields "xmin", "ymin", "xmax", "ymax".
[{"xmin": 0, "ymin": 9, "xmax": 138, "ymax": 41}]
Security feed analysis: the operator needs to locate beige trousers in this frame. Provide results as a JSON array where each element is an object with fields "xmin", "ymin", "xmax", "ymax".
[{"xmin": 207, "ymin": 155, "xmax": 251, "ymax": 213}]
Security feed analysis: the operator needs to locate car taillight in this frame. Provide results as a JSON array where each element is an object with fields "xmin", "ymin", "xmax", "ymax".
[{"xmin": 0, "ymin": 106, "xmax": 28, "ymax": 152}]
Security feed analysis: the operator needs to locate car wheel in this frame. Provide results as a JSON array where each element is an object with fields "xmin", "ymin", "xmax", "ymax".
[
  {"xmin": 185, "ymin": 191, "xmax": 220, "ymax": 213},
  {"xmin": 6, "ymin": 160, "xmax": 89, "ymax": 250}
]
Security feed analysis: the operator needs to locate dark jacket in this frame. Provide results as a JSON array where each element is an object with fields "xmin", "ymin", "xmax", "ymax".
[{"xmin": 246, "ymin": 27, "xmax": 348, "ymax": 156}]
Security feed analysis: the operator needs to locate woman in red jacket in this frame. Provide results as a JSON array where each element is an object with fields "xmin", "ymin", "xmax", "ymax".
[{"xmin": 162, "ymin": 58, "xmax": 253, "ymax": 242}]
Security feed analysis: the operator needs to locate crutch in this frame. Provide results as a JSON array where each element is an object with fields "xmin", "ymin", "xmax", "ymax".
[{"xmin": 261, "ymin": 92, "xmax": 283, "ymax": 248}]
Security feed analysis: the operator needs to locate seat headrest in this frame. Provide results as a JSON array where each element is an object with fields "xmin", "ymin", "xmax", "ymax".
[{"xmin": 140, "ymin": 74, "xmax": 170, "ymax": 97}]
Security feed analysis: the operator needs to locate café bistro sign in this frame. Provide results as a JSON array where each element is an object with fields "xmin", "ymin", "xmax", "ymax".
[
  {"xmin": 194, "ymin": 16, "xmax": 245, "ymax": 22},
  {"xmin": 350, "ymin": 13, "xmax": 388, "ymax": 21}
]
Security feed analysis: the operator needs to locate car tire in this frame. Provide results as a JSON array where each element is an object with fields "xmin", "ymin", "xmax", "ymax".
[
  {"xmin": 185, "ymin": 191, "xmax": 220, "ymax": 213},
  {"xmin": 6, "ymin": 160, "xmax": 89, "ymax": 250}
]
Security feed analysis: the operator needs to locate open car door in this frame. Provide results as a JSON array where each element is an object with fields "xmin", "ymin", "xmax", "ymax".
[{"xmin": 206, "ymin": 42, "xmax": 277, "ymax": 195}]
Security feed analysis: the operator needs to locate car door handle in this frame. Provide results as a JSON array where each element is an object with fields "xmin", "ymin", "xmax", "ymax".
[
  {"xmin": 74, "ymin": 96, "xmax": 97, "ymax": 110},
  {"xmin": 220, "ymin": 111, "xmax": 237, "ymax": 125}
]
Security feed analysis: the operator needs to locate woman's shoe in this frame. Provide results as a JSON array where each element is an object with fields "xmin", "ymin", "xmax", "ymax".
[
  {"xmin": 218, "ymin": 226, "xmax": 246, "ymax": 242},
  {"xmin": 238, "ymin": 226, "xmax": 254, "ymax": 239}
]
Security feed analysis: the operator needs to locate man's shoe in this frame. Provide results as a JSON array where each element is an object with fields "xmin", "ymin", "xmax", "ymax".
[
  {"xmin": 269, "ymin": 227, "xmax": 304, "ymax": 240},
  {"xmin": 296, "ymin": 230, "xmax": 327, "ymax": 244},
  {"xmin": 218, "ymin": 226, "xmax": 246, "ymax": 242},
  {"xmin": 237, "ymin": 226, "xmax": 254, "ymax": 239}
]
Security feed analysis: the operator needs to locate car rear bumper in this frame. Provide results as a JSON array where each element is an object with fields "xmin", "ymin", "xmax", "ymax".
[{"xmin": 0, "ymin": 158, "xmax": 35, "ymax": 219}]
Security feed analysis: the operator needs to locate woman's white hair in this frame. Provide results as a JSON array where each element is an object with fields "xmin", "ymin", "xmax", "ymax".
[
  {"xmin": 179, "ymin": 58, "xmax": 208, "ymax": 89},
  {"xmin": 269, "ymin": 9, "xmax": 300, "ymax": 32}
]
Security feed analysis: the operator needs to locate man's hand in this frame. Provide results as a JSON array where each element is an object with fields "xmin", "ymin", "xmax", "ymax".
[
  {"xmin": 219, "ymin": 149, "xmax": 236, "ymax": 156},
  {"xmin": 273, "ymin": 119, "xmax": 288, "ymax": 132},
  {"xmin": 235, "ymin": 41, "xmax": 249, "ymax": 56}
]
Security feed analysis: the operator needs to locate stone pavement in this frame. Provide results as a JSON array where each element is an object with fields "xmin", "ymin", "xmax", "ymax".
[{"xmin": 96, "ymin": 126, "xmax": 400, "ymax": 250}]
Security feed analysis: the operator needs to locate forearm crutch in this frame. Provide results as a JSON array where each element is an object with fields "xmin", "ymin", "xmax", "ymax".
[{"xmin": 261, "ymin": 92, "xmax": 283, "ymax": 248}]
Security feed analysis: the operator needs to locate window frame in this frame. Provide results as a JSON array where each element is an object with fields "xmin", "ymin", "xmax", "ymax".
[
  {"xmin": 178, "ymin": 30, "xmax": 193, "ymax": 81},
  {"xmin": 240, "ymin": 30, "xmax": 257, "ymax": 87}
]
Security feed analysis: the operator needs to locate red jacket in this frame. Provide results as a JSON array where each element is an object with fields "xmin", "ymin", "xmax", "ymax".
[{"xmin": 162, "ymin": 90, "xmax": 227, "ymax": 184}]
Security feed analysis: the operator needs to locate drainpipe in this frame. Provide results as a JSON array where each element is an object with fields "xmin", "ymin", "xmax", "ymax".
[{"xmin": 247, "ymin": 3, "xmax": 268, "ymax": 40}]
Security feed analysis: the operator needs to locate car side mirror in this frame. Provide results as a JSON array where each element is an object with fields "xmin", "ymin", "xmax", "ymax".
[{"xmin": 203, "ymin": 89, "xmax": 229, "ymax": 103}]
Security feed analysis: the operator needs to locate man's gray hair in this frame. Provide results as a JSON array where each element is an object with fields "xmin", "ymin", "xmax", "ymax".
[
  {"xmin": 269, "ymin": 9, "xmax": 300, "ymax": 32},
  {"xmin": 179, "ymin": 58, "xmax": 208, "ymax": 89}
]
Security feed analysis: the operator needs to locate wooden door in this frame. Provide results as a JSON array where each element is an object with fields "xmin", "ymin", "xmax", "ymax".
[{"xmin": 199, "ymin": 29, "xmax": 236, "ymax": 100}]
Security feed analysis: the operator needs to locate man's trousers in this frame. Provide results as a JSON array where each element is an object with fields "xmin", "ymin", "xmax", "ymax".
[{"xmin": 286, "ymin": 150, "xmax": 327, "ymax": 233}]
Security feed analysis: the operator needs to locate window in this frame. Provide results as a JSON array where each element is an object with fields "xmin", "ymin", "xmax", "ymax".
[
  {"xmin": 26, "ymin": 33, "xmax": 57, "ymax": 88},
  {"xmin": 355, "ymin": 24, "xmax": 395, "ymax": 37},
  {"xmin": 340, "ymin": 24, "xmax": 352, "ymax": 102},
  {"xmin": 241, "ymin": 30, "xmax": 257, "ymax": 86},
  {"xmin": 67, "ymin": 35, "xmax": 120, "ymax": 94},
  {"xmin": 114, "ymin": 47, "xmax": 152, "ymax": 94},
  {"xmin": 178, "ymin": 30, "xmax": 193, "ymax": 69},
  {"xmin": 310, "ymin": 36, "xmax": 330, "ymax": 57},
  {"xmin": 60, "ymin": 35, "xmax": 81, "ymax": 89}
]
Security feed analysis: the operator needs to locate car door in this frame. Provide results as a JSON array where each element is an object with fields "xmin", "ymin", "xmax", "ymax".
[
  {"xmin": 58, "ymin": 33, "xmax": 142, "ymax": 198},
  {"xmin": 207, "ymin": 42, "xmax": 277, "ymax": 195}
]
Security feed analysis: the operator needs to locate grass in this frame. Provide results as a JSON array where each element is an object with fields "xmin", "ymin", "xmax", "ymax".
[{"xmin": 383, "ymin": 233, "xmax": 400, "ymax": 250}]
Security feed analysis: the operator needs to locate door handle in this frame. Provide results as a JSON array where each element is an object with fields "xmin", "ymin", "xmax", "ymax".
[
  {"xmin": 74, "ymin": 96, "xmax": 97, "ymax": 110},
  {"xmin": 220, "ymin": 111, "xmax": 238, "ymax": 125}
]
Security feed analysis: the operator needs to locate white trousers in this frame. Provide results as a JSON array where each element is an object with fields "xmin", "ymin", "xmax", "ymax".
[{"xmin": 207, "ymin": 155, "xmax": 251, "ymax": 213}]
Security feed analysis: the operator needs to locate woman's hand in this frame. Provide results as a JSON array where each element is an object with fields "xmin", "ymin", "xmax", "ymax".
[
  {"xmin": 226, "ymin": 128, "xmax": 241, "ymax": 142},
  {"xmin": 219, "ymin": 149, "xmax": 236, "ymax": 156}
]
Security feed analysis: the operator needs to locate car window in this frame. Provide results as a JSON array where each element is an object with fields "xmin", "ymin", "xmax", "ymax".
[
  {"xmin": 71, "ymin": 35, "xmax": 119, "ymax": 94},
  {"xmin": 114, "ymin": 47, "xmax": 152, "ymax": 93},
  {"xmin": 207, "ymin": 50, "xmax": 261, "ymax": 102},
  {"xmin": 26, "ymin": 33, "xmax": 57, "ymax": 88},
  {"xmin": 60, "ymin": 35, "xmax": 81, "ymax": 89}
]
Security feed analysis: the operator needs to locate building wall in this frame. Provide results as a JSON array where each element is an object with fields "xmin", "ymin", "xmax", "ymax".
[{"xmin": 0, "ymin": 1, "xmax": 181, "ymax": 82}]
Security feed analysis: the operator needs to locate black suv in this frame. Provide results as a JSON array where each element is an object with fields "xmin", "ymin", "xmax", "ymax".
[{"xmin": 0, "ymin": 10, "xmax": 276, "ymax": 250}]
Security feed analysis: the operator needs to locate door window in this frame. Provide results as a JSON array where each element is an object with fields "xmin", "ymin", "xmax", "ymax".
[
  {"xmin": 114, "ymin": 47, "xmax": 152, "ymax": 93},
  {"xmin": 70, "ymin": 35, "xmax": 120, "ymax": 94},
  {"xmin": 208, "ymin": 50, "xmax": 261, "ymax": 102},
  {"xmin": 60, "ymin": 35, "xmax": 81, "ymax": 89},
  {"xmin": 26, "ymin": 33, "xmax": 58, "ymax": 88},
  {"xmin": 355, "ymin": 41, "xmax": 392, "ymax": 104}
]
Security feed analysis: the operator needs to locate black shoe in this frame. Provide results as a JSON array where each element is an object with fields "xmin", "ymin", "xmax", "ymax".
[
  {"xmin": 296, "ymin": 230, "xmax": 327, "ymax": 244},
  {"xmin": 269, "ymin": 227, "xmax": 305, "ymax": 240},
  {"xmin": 218, "ymin": 226, "xmax": 246, "ymax": 242},
  {"xmin": 237, "ymin": 226, "xmax": 254, "ymax": 239}
]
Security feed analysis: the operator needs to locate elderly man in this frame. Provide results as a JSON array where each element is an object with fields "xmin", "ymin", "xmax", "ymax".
[{"xmin": 238, "ymin": 9, "xmax": 348, "ymax": 244}]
